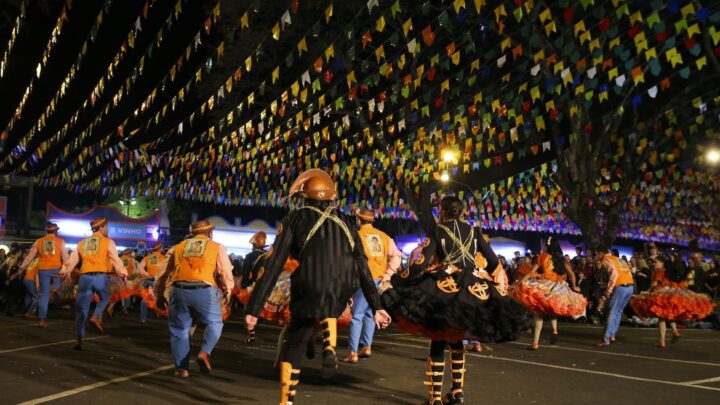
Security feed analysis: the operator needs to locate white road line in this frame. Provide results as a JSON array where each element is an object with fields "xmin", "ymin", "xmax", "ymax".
[
  {"xmin": 0, "ymin": 322, "xmax": 54, "ymax": 330},
  {"xmin": 17, "ymin": 364, "xmax": 175, "ymax": 405},
  {"xmin": 682, "ymin": 376, "xmax": 720, "ymax": 385},
  {"xmin": 373, "ymin": 338, "xmax": 720, "ymax": 393},
  {"xmin": 0, "ymin": 336, "xmax": 108, "ymax": 355},
  {"xmin": 639, "ymin": 337, "xmax": 717, "ymax": 342},
  {"xmin": 505, "ymin": 341, "xmax": 720, "ymax": 367}
]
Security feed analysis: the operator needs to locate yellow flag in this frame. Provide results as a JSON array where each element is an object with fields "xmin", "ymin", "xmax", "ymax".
[
  {"xmin": 451, "ymin": 51, "xmax": 460, "ymax": 65},
  {"xmin": 696, "ymin": 56, "xmax": 707, "ymax": 70},
  {"xmin": 272, "ymin": 23, "xmax": 280, "ymax": 40},
  {"xmin": 376, "ymin": 16, "xmax": 385, "ymax": 32},
  {"xmin": 240, "ymin": 12, "xmax": 249, "ymax": 29},
  {"xmin": 297, "ymin": 37, "xmax": 307, "ymax": 55},
  {"xmin": 545, "ymin": 21, "xmax": 556, "ymax": 35},
  {"xmin": 375, "ymin": 45, "xmax": 385, "ymax": 62},
  {"xmin": 325, "ymin": 4, "xmax": 333, "ymax": 23},
  {"xmin": 403, "ymin": 18, "xmax": 413, "ymax": 36},
  {"xmin": 272, "ymin": 67, "xmax": 279, "ymax": 83}
]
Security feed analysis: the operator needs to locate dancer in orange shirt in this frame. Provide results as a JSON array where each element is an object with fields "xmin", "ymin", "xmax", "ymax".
[
  {"xmin": 18, "ymin": 223, "xmax": 69, "ymax": 327},
  {"xmin": 138, "ymin": 242, "xmax": 164, "ymax": 322},
  {"xmin": 59, "ymin": 218, "xmax": 128, "ymax": 350}
]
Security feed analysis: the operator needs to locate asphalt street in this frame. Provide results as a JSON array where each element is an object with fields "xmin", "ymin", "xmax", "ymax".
[{"xmin": 1, "ymin": 309, "xmax": 719, "ymax": 404}]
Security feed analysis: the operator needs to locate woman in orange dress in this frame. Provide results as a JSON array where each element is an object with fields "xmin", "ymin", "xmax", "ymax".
[
  {"xmin": 512, "ymin": 237, "xmax": 587, "ymax": 350},
  {"xmin": 630, "ymin": 253, "xmax": 713, "ymax": 348}
]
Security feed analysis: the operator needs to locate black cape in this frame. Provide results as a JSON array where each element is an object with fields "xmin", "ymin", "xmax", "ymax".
[{"xmin": 246, "ymin": 202, "xmax": 380, "ymax": 319}]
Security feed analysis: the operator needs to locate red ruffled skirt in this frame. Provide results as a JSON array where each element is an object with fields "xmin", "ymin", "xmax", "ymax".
[
  {"xmin": 630, "ymin": 286, "xmax": 714, "ymax": 320},
  {"xmin": 394, "ymin": 316, "xmax": 467, "ymax": 342},
  {"xmin": 510, "ymin": 278, "xmax": 587, "ymax": 317},
  {"xmin": 232, "ymin": 286, "xmax": 252, "ymax": 306}
]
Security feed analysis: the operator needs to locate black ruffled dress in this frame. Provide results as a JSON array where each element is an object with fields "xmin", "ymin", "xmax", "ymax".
[{"xmin": 381, "ymin": 220, "xmax": 530, "ymax": 342}]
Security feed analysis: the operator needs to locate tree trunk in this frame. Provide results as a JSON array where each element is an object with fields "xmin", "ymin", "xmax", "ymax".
[{"xmin": 563, "ymin": 203, "xmax": 621, "ymax": 253}]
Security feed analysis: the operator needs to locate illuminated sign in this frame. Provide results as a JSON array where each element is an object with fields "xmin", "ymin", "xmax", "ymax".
[
  {"xmin": 47, "ymin": 202, "xmax": 159, "ymax": 242},
  {"xmin": 0, "ymin": 196, "xmax": 6, "ymax": 237},
  {"xmin": 51, "ymin": 219, "xmax": 158, "ymax": 241}
]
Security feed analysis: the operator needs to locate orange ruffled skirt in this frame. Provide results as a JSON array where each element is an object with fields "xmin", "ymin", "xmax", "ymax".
[
  {"xmin": 630, "ymin": 286, "xmax": 714, "ymax": 321},
  {"xmin": 510, "ymin": 278, "xmax": 587, "ymax": 317},
  {"xmin": 139, "ymin": 288, "xmax": 169, "ymax": 317}
]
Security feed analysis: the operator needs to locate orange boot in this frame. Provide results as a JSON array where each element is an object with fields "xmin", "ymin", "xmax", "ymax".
[{"xmin": 280, "ymin": 362, "xmax": 300, "ymax": 405}]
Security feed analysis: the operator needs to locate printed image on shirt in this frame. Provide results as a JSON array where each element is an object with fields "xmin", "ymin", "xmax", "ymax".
[
  {"xmin": 42, "ymin": 238, "xmax": 56, "ymax": 255},
  {"xmin": 122, "ymin": 257, "xmax": 131, "ymax": 268},
  {"xmin": 183, "ymin": 238, "xmax": 208, "ymax": 258},
  {"xmin": 83, "ymin": 237, "xmax": 100, "ymax": 255},
  {"xmin": 365, "ymin": 234, "xmax": 384, "ymax": 257},
  {"xmin": 148, "ymin": 254, "xmax": 160, "ymax": 265}
]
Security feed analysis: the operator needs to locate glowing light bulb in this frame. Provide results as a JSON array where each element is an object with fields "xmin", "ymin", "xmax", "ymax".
[{"xmin": 707, "ymin": 149, "xmax": 720, "ymax": 164}]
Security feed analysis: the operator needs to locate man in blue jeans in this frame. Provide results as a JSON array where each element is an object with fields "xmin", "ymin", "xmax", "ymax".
[
  {"xmin": 344, "ymin": 208, "xmax": 402, "ymax": 363},
  {"xmin": 18, "ymin": 222, "xmax": 69, "ymax": 328},
  {"xmin": 597, "ymin": 251, "xmax": 635, "ymax": 347},
  {"xmin": 59, "ymin": 218, "xmax": 128, "ymax": 350},
  {"xmin": 154, "ymin": 220, "xmax": 234, "ymax": 378}
]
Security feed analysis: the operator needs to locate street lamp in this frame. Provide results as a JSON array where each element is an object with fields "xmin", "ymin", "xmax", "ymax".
[
  {"xmin": 707, "ymin": 148, "xmax": 719, "ymax": 164},
  {"xmin": 440, "ymin": 171, "xmax": 450, "ymax": 182},
  {"xmin": 118, "ymin": 197, "xmax": 137, "ymax": 216}
]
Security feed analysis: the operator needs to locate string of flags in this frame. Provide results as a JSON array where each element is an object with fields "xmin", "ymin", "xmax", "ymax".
[{"xmin": 0, "ymin": 0, "xmax": 716, "ymax": 248}]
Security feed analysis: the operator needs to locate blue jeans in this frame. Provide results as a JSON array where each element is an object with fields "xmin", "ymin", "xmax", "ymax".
[
  {"xmin": 75, "ymin": 274, "xmax": 110, "ymax": 339},
  {"xmin": 168, "ymin": 286, "xmax": 224, "ymax": 370},
  {"xmin": 23, "ymin": 279, "xmax": 39, "ymax": 314},
  {"xmin": 139, "ymin": 279, "xmax": 154, "ymax": 321},
  {"xmin": 37, "ymin": 268, "xmax": 60, "ymax": 320},
  {"xmin": 348, "ymin": 280, "xmax": 380, "ymax": 353},
  {"xmin": 603, "ymin": 285, "xmax": 634, "ymax": 343}
]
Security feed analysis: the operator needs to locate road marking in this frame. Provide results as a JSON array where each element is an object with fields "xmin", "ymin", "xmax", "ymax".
[
  {"xmin": 17, "ymin": 364, "xmax": 175, "ymax": 405},
  {"xmin": 0, "ymin": 336, "xmax": 108, "ymax": 355},
  {"xmin": 505, "ymin": 341, "xmax": 720, "ymax": 367},
  {"xmin": 682, "ymin": 376, "xmax": 720, "ymax": 385},
  {"xmin": 0, "ymin": 322, "xmax": 54, "ymax": 330},
  {"xmin": 373, "ymin": 338, "xmax": 720, "ymax": 393},
  {"xmin": 639, "ymin": 337, "xmax": 717, "ymax": 342}
]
